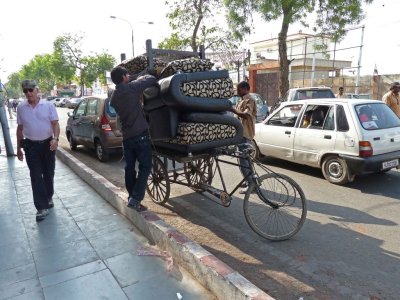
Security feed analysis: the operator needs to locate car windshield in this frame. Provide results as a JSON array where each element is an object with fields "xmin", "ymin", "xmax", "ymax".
[
  {"xmin": 355, "ymin": 103, "xmax": 400, "ymax": 130},
  {"xmin": 106, "ymin": 99, "xmax": 117, "ymax": 117}
]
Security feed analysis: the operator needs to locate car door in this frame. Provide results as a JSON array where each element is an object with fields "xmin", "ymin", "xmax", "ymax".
[
  {"xmin": 79, "ymin": 98, "xmax": 99, "ymax": 145},
  {"xmin": 294, "ymin": 104, "xmax": 336, "ymax": 166},
  {"xmin": 255, "ymin": 104, "xmax": 303, "ymax": 161},
  {"xmin": 70, "ymin": 99, "xmax": 88, "ymax": 143}
]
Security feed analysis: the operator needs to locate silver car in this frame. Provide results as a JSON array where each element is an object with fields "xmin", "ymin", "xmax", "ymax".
[{"xmin": 254, "ymin": 98, "xmax": 400, "ymax": 184}]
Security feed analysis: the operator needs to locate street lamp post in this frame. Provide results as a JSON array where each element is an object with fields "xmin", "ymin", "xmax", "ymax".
[{"xmin": 110, "ymin": 16, "xmax": 154, "ymax": 58}]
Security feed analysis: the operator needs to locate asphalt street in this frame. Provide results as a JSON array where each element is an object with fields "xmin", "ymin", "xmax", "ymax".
[{"xmin": 56, "ymin": 107, "xmax": 400, "ymax": 299}]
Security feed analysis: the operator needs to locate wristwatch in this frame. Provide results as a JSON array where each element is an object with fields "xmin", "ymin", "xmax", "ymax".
[{"xmin": 53, "ymin": 137, "xmax": 59, "ymax": 141}]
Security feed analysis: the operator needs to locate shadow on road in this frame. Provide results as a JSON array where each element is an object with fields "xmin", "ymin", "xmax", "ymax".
[{"xmin": 159, "ymin": 188, "xmax": 399, "ymax": 299}]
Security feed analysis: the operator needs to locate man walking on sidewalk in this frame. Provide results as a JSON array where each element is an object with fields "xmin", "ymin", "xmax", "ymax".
[
  {"xmin": 110, "ymin": 66, "xmax": 157, "ymax": 212},
  {"xmin": 16, "ymin": 80, "xmax": 60, "ymax": 221}
]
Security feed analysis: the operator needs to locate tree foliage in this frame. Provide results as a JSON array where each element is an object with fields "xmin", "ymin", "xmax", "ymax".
[
  {"xmin": 224, "ymin": 0, "xmax": 373, "ymax": 96},
  {"xmin": 160, "ymin": 0, "xmax": 241, "ymax": 54},
  {"xmin": 53, "ymin": 33, "xmax": 115, "ymax": 95},
  {"xmin": 5, "ymin": 33, "xmax": 115, "ymax": 97}
]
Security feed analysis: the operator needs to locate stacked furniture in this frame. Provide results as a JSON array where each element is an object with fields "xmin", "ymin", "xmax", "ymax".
[{"xmin": 118, "ymin": 41, "xmax": 243, "ymax": 155}]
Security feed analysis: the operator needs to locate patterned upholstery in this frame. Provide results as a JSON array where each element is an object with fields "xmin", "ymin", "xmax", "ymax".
[
  {"xmin": 118, "ymin": 55, "xmax": 166, "ymax": 75},
  {"xmin": 159, "ymin": 58, "xmax": 214, "ymax": 79},
  {"xmin": 168, "ymin": 122, "xmax": 237, "ymax": 144},
  {"xmin": 181, "ymin": 78, "xmax": 234, "ymax": 99},
  {"xmin": 153, "ymin": 70, "xmax": 233, "ymax": 112},
  {"xmin": 153, "ymin": 112, "xmax": 243, "ymax": 154}
]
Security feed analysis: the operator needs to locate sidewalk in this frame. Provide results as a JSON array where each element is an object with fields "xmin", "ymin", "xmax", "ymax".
[
  {"xmin": 0, "ymin": 111, "xmax": 213, "ymax": 300},
  {"xmin": 1, "ymin": 107, "xmax": 273, "ymax": 300}
]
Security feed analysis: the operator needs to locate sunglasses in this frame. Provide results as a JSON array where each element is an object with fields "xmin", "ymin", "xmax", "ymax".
[{"xmin": 23, "ymin": 88, "xmax": 35, "ymax": 93}]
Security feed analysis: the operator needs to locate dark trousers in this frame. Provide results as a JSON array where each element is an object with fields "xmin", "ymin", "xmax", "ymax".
[
  {"xmin": 123, "ymin": 132, "xmax": 152, "ymax": 202},
  {"xmin": 238, "ymin": 137, "xmax": 252, "ymax": 184},
  {"xmin": 24, "ymin": 140, "xmax": 56, "ymax": 210}
]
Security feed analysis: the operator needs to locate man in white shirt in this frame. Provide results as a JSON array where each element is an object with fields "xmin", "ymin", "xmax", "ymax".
[
  {"xmin": 16, "ymin": 80, "xmax": 60, "ymax": 221},
  {"xmin": 336, "ymin": 86, "xmax": 346, "ymax": 98}
]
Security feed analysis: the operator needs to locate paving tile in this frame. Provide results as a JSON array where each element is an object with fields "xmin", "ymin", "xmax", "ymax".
[
  {"xmin": 123, "ymin": 272, "xmax": 211, "ymax": 300},
  {"xmin": 55, "ymin": 183, "xmax": 97, "ymax": 199},
  {"xmin": 105, "ymin": 251, "xmax": 168, "ymax": 288},
  {"xmin": 24, "ymin": 220, "xmax": 86, "ymax": 251},
  {"xmin": 0, "ymin": 263, "xmax": 36, "ymax": 288},
  {"xmin": 88, "ymin": 228, "xmax": 148, "ymax": 260},
  {"xmin": 60, "ymin": 192, "xmax": 105, "ymax": 209},
  {"xmin": 0, "ymin": 242, "xmax": 33, "ymax": 272},
  {"xmin": 32, "ymin": 239, "xmax": 98, "ymax": 277},
  {"xmin": 0, "ymin": 204, "xmax": 21, "ymax": 218},
  {"xmin": 68, "ymin": 201, "xmax": 117, "ymax": 222},
  {"xmin": 40, "ymin": 260, "xmax": 106, "ymax": 288},
  {"xmin": 76, "ymin": 214, "xmax": 134, "ymax": 238},
  {"xmin": 43, "ymin": 269, "xmax": 127, "ymax": 300},
  {"xmin": 0, "ymin": 278, "xmax": 41, "ymax": 300},
  {"xmin": 6, "ymin": 289, "xmax": 44, "ymax": 300}
]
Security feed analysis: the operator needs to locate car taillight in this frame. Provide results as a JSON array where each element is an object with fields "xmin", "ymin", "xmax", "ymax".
[
  {"xmin": 359, "ymin": 141, "xmax": 373, "ymax": 157},
  {"xmin": 101, "ymin": 115, "xmax": 112, "ymax": 131}
]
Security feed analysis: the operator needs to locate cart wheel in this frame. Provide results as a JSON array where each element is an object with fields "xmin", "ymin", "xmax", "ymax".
[
  {"xmin": 146, "ymin": 156, "xmax": 170, "ymax": 204},
  {"xmin": 184, "ymin": 157, "xmax": 214, "ymax": 191},
  {"xmin": 243, "ymin": 173, "xmax": 307, "ymax": 241}
]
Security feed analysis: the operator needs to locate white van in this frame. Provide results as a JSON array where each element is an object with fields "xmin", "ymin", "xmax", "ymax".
[{"xmin": 254, "ymin": 98, "xmax": 400, "ymax": 184}]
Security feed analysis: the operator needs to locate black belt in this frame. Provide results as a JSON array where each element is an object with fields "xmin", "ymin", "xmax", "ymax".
[{"xmin": 25, "ymin": 137, "xmax": 52, "ymax": 144}]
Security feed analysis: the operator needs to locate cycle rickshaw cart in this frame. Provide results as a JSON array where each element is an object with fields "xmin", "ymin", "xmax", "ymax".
[
  {"xmin": 146, "ymin": 144, "xmax": 307, "ymax": 241},
  {"xmin": 142, "ymin": 40, "xmax": 307, "ymax": 241}
]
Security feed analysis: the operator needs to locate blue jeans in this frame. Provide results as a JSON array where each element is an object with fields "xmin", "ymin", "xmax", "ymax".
[
  {"xmin": 123, "ymin": 132, "xmax": 152, "ymax": 202},
  {"xmin": 238, "ymin": 137, "xmax": 252, "ymax": 184},
  {"xmin": 24, "ymin": 139, "xmax": 56, "ymax": 210}
]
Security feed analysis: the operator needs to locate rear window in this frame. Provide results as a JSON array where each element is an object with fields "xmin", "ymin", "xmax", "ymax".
[
  {"xmin": 294, "ymin": 89, "xmax": 335, "ymax": 100},
  {"xmin": 105, "ymin": 99, "xmax": 117, "ymax": 117},
  {"xmin": 355, "ymin": 103, "xmax": 400, "ymax": 130}
]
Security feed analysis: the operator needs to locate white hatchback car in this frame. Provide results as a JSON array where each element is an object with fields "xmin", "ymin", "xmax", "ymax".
[{"xmin": 254, "ymin": 98, "xmax": 400, "ymax": 184}]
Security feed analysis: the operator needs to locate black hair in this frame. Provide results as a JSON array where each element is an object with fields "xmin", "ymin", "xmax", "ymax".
[
  {"xmin": 110, "ymin": 66, "xmax": 128, "ymax": 85},
  {"xmin": 237, "ymin": 81, "xmax": 250, "ymax": 91}
]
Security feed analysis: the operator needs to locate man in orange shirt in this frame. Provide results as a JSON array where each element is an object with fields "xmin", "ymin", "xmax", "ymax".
[
  {"xmin": 383, "ymin": 82, "xmax": 400, "ymax": 117},
  {"xmin": 230, "ymin": 81, "xmax": 257, "ymax": 194}
]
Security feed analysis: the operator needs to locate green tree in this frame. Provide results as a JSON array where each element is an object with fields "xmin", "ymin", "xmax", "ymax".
[
  {"xmin": 19, "ymin": 54, "xmax": 57, "ymax": 94},
  {"xmin": 161, "ymin": 0, "xmax": 241, "ymax": 53},
  {"xmin": 54, "ymin": 33, "xmax": 115, "ymax": 95},
  {"xmin": 3, "ymin": 72, "xmax": 23, "ymax": 98},
  {"xmin": 224, "ymin": 0, "xmax": 373, "ymax": 96},
  {"xmin": 53, "ymin": 33, "xmax": 86, "ymax": 95}
]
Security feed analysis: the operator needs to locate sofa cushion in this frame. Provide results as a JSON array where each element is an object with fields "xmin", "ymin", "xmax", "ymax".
[
  {"xmin": 169, "ymin": 122, "xmax": 237, "ymax": 145},
  {"xmin": 119, "ymin": 55, "xmax": 166, "ymax": 75},
  {"xmin": 159, "ymin": 58, "xmax": 214, "ymax": 79},
  {"xmin": 181, "ymin": 78, "xmax": 234, "ymax": 99}
]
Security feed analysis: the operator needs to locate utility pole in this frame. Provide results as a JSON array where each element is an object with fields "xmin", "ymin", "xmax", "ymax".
[{"xmin": 0, "ymin": 81, "xmax": 16, "ymax": 156}]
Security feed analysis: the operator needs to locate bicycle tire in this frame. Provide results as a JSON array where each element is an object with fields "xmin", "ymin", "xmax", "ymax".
[
  {"xmin": 146, "ymin": 156, "xmax": 170, "ymax": 204},
  {"xmin": 243, "ymin": 173, "xmax": 307, "ymax": 241}
]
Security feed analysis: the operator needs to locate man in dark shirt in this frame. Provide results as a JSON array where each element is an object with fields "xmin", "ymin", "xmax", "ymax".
[{"xmin": 110, "ymin": 66, "xmax": 157, "ymax": 212}]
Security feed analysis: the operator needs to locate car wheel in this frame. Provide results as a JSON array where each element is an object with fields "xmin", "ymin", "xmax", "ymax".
[
  {"xmin": 67, "ymin": 132, "xmax": 77, "ymax": 151},
  {"xmin": 321, "ymin": 155, "xmax": 350, "ymax": 185},
  {"xmin": 250, "ymin": 139, "xmax": 260, "ymax": 160},
  {"xmin": 95, "ymin": 140, "xmax": 109, "ymax": 162}
]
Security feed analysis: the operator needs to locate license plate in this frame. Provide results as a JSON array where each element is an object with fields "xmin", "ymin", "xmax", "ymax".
[{"xmin": 382, "ymin": 159, "xmax": 399, "ymax": 169}]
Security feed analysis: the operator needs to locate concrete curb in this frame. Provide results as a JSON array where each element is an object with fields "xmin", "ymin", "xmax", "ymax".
[{"xmin": 56, "ymin": 148, "xmax": 274, "ymax": 300}]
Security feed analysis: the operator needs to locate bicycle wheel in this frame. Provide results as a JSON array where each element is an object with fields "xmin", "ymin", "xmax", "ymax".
[
  {"xmin": 146, "ymin": 156, "xmax": 170, "ymax": 204},
  {"xmin": 243, "ymin": 173, "xmax": 307, "ymax": 241},
  {"xmin": 184, "ymin": 157, "xmax": 214, "ymax": 191}
]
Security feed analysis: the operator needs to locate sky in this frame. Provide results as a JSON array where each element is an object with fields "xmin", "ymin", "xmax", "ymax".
[{"xmin": 0, "ymin": 0, "xmax": 399, "ymax": 83}]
